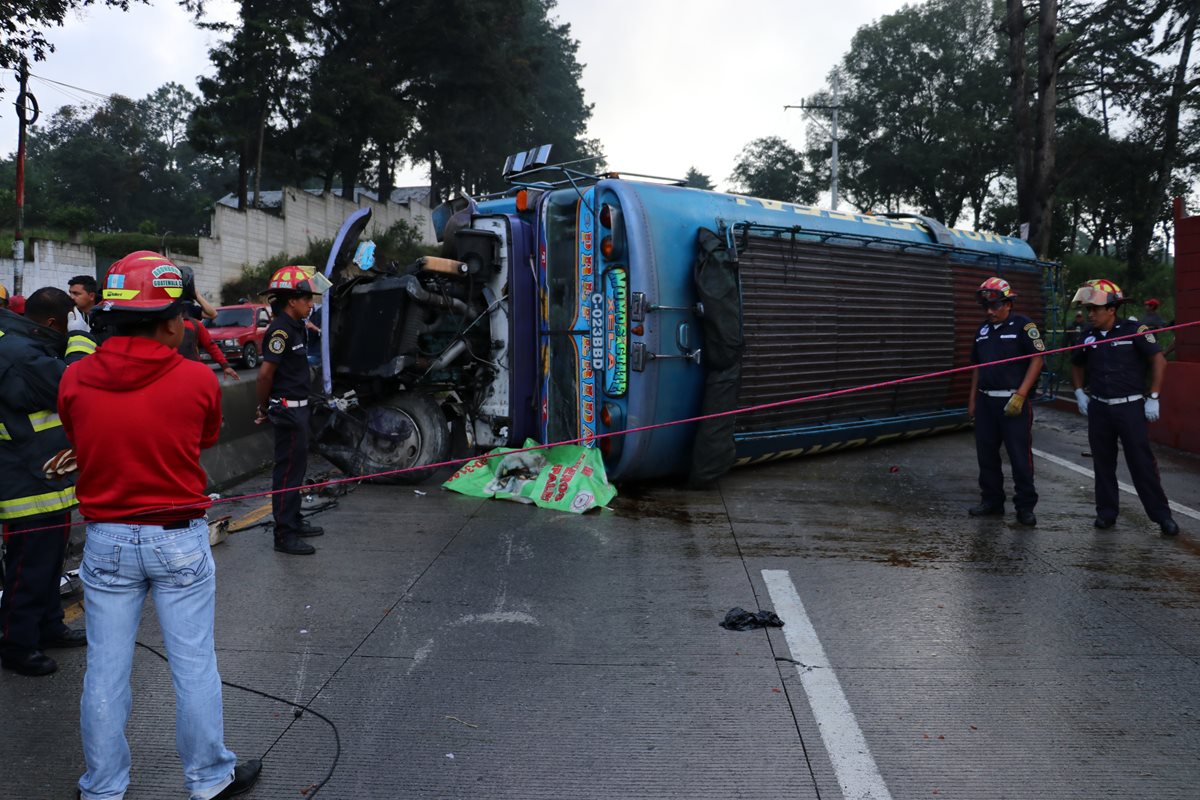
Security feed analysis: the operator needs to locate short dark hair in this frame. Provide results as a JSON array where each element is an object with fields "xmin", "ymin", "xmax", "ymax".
[
  {"xmin": 69, "ymin": 275, "xmax": 98, "ymax": 295},
  {"xmin": 269, "ymin": 293, "xmax": 312, "ymax": 315},
  {"xmin": 25, "ymin": 287, "xmax": 75, "ymax": 325}
]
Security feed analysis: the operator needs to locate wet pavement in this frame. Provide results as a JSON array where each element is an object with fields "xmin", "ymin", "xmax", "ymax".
[{"xmin": 2, "ymin": 404, "xmax": 1198, "ymax": 799}]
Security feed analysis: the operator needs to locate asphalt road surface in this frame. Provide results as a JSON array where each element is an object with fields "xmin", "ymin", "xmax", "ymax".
[{"xmin": 2, "ymin": 405, "xmax": 1198, "ymax": 799}]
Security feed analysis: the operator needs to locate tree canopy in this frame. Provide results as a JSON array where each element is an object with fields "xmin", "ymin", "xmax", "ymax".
[{"xmin": 728, "ymin": 136, "xmax": 819, "ymax": 204}]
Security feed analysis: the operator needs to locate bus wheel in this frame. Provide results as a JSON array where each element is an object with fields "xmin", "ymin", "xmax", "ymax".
[{"xmin": 360, "ymin": 393, "xmax": 450, "ymax": 484}]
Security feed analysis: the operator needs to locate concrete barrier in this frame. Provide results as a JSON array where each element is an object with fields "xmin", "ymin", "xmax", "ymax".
[{"xmin": 201, "ymin": 378, "xmax": 274, "ymax": 491}]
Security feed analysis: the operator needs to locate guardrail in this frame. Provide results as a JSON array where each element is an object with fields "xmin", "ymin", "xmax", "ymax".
[{"xmin": 200, "ymin": 378, "xmax": 273, "ymax": 491}]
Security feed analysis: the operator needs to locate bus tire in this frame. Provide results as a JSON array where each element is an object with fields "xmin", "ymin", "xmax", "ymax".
[{"xmin": 360, "ymin": 392, "xmax": 450, "ymax": 484}]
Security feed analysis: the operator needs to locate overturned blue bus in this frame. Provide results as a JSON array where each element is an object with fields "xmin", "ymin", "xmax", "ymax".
[{"xmin": 314, "ymin": 160, "xmax": 1053, "ymax": 483}]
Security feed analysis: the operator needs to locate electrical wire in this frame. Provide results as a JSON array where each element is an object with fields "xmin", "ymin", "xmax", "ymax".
[{"xmin": 134, "ymin": 641, "xmax": 341, "ymax": 798}]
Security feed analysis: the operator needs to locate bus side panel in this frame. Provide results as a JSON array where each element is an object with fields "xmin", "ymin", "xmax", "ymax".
[{"xmin": 734, "ymin": 237, "xmax": 957, "ymax": 434}]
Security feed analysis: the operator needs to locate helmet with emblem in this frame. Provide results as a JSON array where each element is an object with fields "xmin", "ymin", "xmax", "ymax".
[
  {"xmin": 95, "ymin": 251, "xmax": 188, "ymax": 320},
  {"xmin": 261, "ymin": 265, "xmax": 331, "ymax": 300},
  {"xmin": 977, "ymin": 276, "xmax": 1017, "ymax": 306},
  {"xmin": 1071, "ymin": 278, "xmax": 1123, "ymax": 307}
]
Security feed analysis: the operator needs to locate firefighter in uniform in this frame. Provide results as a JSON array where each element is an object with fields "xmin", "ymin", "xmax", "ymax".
[
  {"xmin": 1070, "ymin": 279, "xmax": 1179, "ymax": 536},
  {"xmin": 967, "ymin": 277, "xmax": 1044, "ymax": 526},
  {"xmin": 256, "ymin": 266, "xmax": 330, "ymax": 555},
  {"xmin": 0, "ymin": 287, "xmax": 95, "ymax": 676}
]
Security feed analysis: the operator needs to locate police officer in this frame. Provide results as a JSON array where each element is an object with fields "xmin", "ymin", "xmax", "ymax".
[
  {"xmin": 967, "ymin": 277, "xmax": 1044, "ymax": 526},
  {"xmin": 1070, "ymin": 279, "xmax": 1179, "ymax": 536},
  {"xmin": 255, "ymin": 266, "xmax": 330, "ymax": 555}
]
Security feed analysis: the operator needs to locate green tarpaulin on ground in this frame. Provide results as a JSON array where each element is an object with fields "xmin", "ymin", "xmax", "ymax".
[{"xmin": 443, "ymin": 439, "xmax": 617, "ymax": 513}]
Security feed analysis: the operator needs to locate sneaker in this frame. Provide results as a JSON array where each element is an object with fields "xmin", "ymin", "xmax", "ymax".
[
  {"xmin": 212, "ymin": 760, "xmax": 263, "ymax": 799},
  {"xmin": 1160, "ymin": 518, "xmax": 1180, "ymax": 536},
  {"xmin": 968, "ymin": 502, "xmax": 1004, "ymax": 517},
  {"xmin": 274, "ymin": 536, "xmax": 316, "ymax": 555}
]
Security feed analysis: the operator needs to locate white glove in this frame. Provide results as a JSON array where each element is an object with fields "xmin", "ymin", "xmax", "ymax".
[
  {"xmin": 1074, "ymin": 388, "xmax": 1090, "ymax": 416},
  {"xmin": 66, "ymin": 309, "xmax": 90, "ymax": 333},
  {"xmin": 1145, "ymin": 397, "xmax": 1160, "ymax": 422}
]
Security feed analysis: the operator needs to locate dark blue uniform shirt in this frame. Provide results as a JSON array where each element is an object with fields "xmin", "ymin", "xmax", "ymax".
[
  {"xmin": 970, "ymin": 313, "xmax": 1045, "ymax": 390},
  {"xmin": 1070, "ymin": 319, "xmax": 1161, "ymax": 398},
  {"xmin": 262, "ymin": 314, "xmax": 312, "ymax": 400}
]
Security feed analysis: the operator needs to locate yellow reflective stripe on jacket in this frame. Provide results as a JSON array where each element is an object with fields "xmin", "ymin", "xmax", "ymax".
[
  {"xmin": 28, "ymin": 410, "xmax": 63, "ymax": 432},
  {"xmin": 0, "ymin": 422, "xmax": 9, "ymax": 441},
  {"xmin": 65, "ymin": 335, "xmax": 96, "ymax": 357},
  {"xmin": 0, "ymin": 486, "xmax": 77, "ymax": 520}
]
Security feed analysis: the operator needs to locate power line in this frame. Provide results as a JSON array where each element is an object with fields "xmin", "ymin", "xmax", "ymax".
[{"xmin": 27, "ymin": 71, "xmax": 114, "ymax": 102}]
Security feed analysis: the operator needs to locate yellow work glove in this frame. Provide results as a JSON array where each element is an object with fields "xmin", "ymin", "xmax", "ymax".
[{"xmin": 1003, "ymin": 393, "xmax": 1025, "ymax": 417}]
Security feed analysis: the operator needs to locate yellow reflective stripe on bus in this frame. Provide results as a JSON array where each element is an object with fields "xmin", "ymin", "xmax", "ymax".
[
  {"xmin": 28, "ymin": 410, "xmax": 63, "ymax": 432},
  {"xmin": 0, "ymin": 486, "xmax": 77, "ymax": 520},
  {"xmin": 66, "ymin": 335, "xmax": 97, "ymax": 356},
  {"xmin": 0, "ymin": 422, "xmax": 10, "ymax": 441}
]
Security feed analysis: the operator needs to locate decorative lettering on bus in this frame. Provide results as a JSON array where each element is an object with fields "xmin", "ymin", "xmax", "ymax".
[
  {"xmin": 604, "ymin": 268, "xmax": 629, "ymax": 396},
  {"xmin": 575, "ymin": 188, "xmax": 598, "ymax": 447}
]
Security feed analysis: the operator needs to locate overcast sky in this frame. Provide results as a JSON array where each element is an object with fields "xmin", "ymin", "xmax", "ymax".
[{"xmin": 1, "ymin": 0, "xmax": 911, "ymax": 196}]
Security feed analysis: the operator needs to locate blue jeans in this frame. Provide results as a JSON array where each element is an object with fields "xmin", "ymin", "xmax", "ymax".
[{"xmin": 78, "ymin": 519, "xmax": 237, "ymax": 800}]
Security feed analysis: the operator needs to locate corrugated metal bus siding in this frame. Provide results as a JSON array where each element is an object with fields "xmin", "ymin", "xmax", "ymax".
[{"xmin": 734, "ymin": 238, "xmax": 955, "ymax": 432}]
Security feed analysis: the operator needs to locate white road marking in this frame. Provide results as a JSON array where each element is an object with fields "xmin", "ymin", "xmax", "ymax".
[
  {"xmin": 763, "ymin": 569, "xmax": 893, "ymax": 800},
  {"xmin": 1032, "ymin": 448, "xmax": 1200, "ymax": 522}
]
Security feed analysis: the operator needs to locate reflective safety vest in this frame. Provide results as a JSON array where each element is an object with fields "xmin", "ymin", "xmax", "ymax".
[{"xmin": 0, "ymin": 308, "xmax": 82, "ymax": 521}]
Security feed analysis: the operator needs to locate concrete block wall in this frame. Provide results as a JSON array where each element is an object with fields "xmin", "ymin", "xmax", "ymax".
[
  {"xmin": 2, "ymin": 186, "xmax": 435, "ymax": 307},
  {"xmin": 0, "ymin": 241, "xmax": 96, "ymax": 298},
  {"xmin": 196, "ymin": 187, "xmax": 436, "ymax": 298}
]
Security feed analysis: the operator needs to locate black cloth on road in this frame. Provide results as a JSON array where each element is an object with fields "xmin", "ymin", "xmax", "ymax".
[{"xmin": 720, "ymin": 607, "xmax": 784, "ymax": 631}]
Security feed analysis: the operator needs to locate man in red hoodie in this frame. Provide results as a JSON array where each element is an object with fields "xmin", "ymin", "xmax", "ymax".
[{"xmin": 59, "ymin": 252, "xmax": 260, "ymax": 800}]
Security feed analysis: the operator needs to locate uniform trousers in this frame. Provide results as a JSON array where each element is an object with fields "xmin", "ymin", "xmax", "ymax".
[
  {"xmin": 270, "ymin": 405, "xmax": 310, "ymax": 541},
  {"xmin": 1087, "ymin": 399, "xmax": 1170, "ymax": 524},
  {"xmin": 974, "ymin": 394, "xmax": 1037, "ymax": 512},
  {"xmin": 0, "ymin": 511, "xmax": 71, "ymax": 657}
]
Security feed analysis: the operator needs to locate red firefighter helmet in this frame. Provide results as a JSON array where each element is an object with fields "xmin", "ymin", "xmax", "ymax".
[
  {"xmin": 977, "ymin": 276, "xmax": 1017, "ymax": 305},
  {"xmin": 97, "ymin": 251, "xmax": 187, "ymax": 313},
  {"xmin": 261, "ymin": 265, "xmax": 330, "ymax": 298},
  {"xmin": 1071, "ymin": 279, "xmax": 1123, "ymax": 307},
  {"xmin": 0, "ymin": 280, "xmax": 9, "ymax": 306}
]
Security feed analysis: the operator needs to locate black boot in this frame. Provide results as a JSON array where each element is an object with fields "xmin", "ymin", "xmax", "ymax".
[
  {"xmin": 968, "ymin": 502, "xmax": 1004, "ymax": 517},
  {"xmin": 274, "ymin": 535, "xmax": 315, "ymax": 555},
  {"xmin": 1160, "ymin": 518, "xmax": 1180, "ymax": 536},
  {"xmin": 0, "ymin": 649, "xmax": 57, "ymax": 676},
  {"xmin": 298, "ymin": 520, "xmax": 324, "ymax": 537},
  {"xmin": 212, "ymin": 760, "xmax": 263, "ymax": 799},
  {"xmin": 1016, "ymin": 509, "xmax": 1037, "ymax": 527}
]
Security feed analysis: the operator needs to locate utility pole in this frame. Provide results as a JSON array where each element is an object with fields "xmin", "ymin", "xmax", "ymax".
[
  {"xmin": 785, "ymin": 72, "xmax": 841, "ymax": 209},
  {"xmin": 12, "ymin": 58, "xmax": 39, "ymax": 295}
]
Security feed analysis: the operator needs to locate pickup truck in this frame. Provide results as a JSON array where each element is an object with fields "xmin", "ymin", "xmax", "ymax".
[{"xmin": 202, "ymin": 303, "xmax": 272, "ymax": 368}]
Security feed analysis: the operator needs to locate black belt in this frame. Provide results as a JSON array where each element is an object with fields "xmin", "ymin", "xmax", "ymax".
[{"xmin": 162, "ymin": 518, "xmax": 203, "ymax": 530}]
